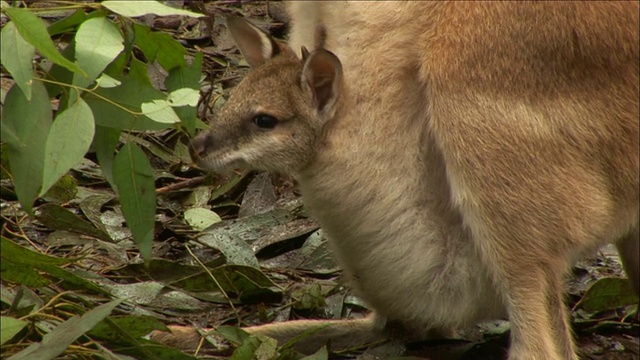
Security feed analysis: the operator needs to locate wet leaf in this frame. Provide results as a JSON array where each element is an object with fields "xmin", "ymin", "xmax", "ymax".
[
  {"xmin": 198, "ymin": 228, "xmax": 259, "ymax": 267},
  {"xmin": 8, "ymin": 299, "xmax": 122, "ymax": 360},
  {"xmin": 184, "ymin": 208, "xmax": 222, "ymax": 231},
  {"xmin": 36, "ymin": 203, "xmax": 111, "ymax": 241},
  {"xmin": 88, "ymin": 315, "xmax": 168, "ymax": 341},
  {"xmin": 576, "ymin": 277, "xmax": 639, "ymax": 312},
  {"xmin": 0, "ymin": 316, "xmax": 28, "ymax": 345},
  {"xmin": 1, "ymin": 237, "xmax": 108, "ymax": 295}
]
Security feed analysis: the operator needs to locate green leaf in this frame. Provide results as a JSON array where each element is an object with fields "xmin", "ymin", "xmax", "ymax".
[
  {"xmin": 215, "ymin": 326, "xmax": 250, "ymax": 345},
  {"xmin": 133, "ymin": 24, "xmax": 186, "ymax": 71},
  {"xmin": 4, "ymin": 7, "xmax": 85, "ymax": 76},
  {"xmin": 88, "ymin": 315, "xmax": 167, "ymax": 341},
  {"xmin": 1, "ymin": 22, "xmax": 34, "ymax": 100},
  {"xmin": 576, "ymin": 277, "xmax": 639, "ymax": 312},
  {"xmin": 94, "ymin": 126, "xmax": 122, "ymax": 189},
  {"xmin": 1, "ymin": 237, "xmax": 108, "ymax": 294},
  {"xmin": 301, "ymin": 345, "xmax": 329, "ymax": 360},
  {"xmin": 0, "ymin": 260, "xmax": 51, "ymax": 287},
  {"xmin": 167, "ymin": 88, "xmax": 199, "ymax": 107},
  {"xmin": 128, "ymin": 57, "xmax": 152, "ymax": 85},
  {"xmin": 0, "ymin": 316, "xmax": 28, "ymax": 345},
  {"xmin": 113, "ymin": 143, "xmax": 156, "ymax": 260},
  {"xmin": 169, "ymin": 265, "xmax": 281, "ymax": 302},
  {"xmin": 73, "ymin": 16, "xmax": 124, "ymax": 88},
  {"xmin": 102, "ymin": 0, "xmax": 204, "ymax": 18},
  {"xmin": 230, "ymin": 335, "xmax": 278, "ymax": 360},
  {"xmin": 184, "ymin": 208, "xmax": 222, "ymax": 231},
  {"xmin": 84, "ymin": 76, "xmax": 173, "ymax": 131},
  {"xmin": 43, "ymin": 41, "xmax": 75, "ymax": 99},
  {"xmin": 1, "ymin": 82, "xmax": 51, "ymax": 214},
  {"xmin": 36, "ymin": 203, "xmax": 111, "ymax": 241},
  {"xmin": 164, "ymin": 52, "xmax": 202, "ymax": 93},
  {"xmin": 154, "ymin": 32, "xmax": 188, "ymax": 71},
  {"xmin": 95, "ymin": 73, "xmax": 122, "ymax": 88},
  {"xmin": 165, "ymin": 52, "xmax": 202, "ymax": 135},
  {"xmin": 0, "ymin": 236, "xmax": 68, "ymax": 266},
  {"xmin": 198, "ymin": 229, "xmax": 260, "ymax": 268},
  {"xmin": 41, "ymin": 174, "xmax": 78, "ymax": 203},
  {"xmin": 140, "ymin": 100, "xmax": 181, "ymax": 124},
  {"xmin": 7, "ymin": 299, "xmax": 123, "ymax": 360},
  {"xmin": 47, "ymin": 9, "xmax": 87, "ymax": 36},
  {"xmin": 41, "ymin": 98, "xmax": 95, "ymax": 196}
]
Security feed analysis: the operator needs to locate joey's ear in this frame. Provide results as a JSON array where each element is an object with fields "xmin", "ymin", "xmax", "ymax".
[
  {"xmin": 301, "ymin": 49, "xmax": 343, "ymax": 115},
  {"xmin": 226, "ymin": 16, "xmax": 280, "ymax": 68}
]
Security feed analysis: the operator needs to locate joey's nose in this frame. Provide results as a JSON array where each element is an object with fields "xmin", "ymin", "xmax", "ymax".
[{"xmin": 188, "ymin": 133, "xmax": 214, "ymax": 162}]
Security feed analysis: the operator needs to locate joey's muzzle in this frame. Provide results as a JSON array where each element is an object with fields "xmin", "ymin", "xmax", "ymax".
[{"xmin": 188, "ymin": 131, "xmax": 214, "ymax": 163}]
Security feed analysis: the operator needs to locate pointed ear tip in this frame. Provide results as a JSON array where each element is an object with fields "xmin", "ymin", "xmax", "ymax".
[
  {"xmin": 312, "ymin": 49, "xmax": 342, "ymax": 68},
  {"xmin": 226, "ymin": 16, "xmax": 253, "ymax": 30}
]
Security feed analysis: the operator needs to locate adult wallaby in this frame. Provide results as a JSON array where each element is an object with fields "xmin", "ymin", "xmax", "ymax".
[{"xmin": 155, "ymin": 3, "xmax": 639, "ymax": 359}]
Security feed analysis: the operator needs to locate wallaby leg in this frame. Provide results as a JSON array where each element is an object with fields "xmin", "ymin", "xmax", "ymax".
[
  {"xmin": 150, "ymin": 315, "xmax": 383, "ymax": 354},
  {"xmin": 495, "ymin": 267, "xmax": 571, "ymax": 360},
  {"xmin": 616, "ymin": 228, "xmax": 640, "ymax": 296},
  {"xmin": 546, "ymin": 276, "xmax": 579, "ymax": 360}
]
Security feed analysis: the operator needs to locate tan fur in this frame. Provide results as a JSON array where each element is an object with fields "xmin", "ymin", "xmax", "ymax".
[{"xmin": 155, "ymin": 3, "xmax": 639, "ymax": 359}]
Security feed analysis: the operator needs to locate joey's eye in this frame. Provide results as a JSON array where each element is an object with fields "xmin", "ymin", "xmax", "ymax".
[{"xmin": 253, "ymin": 114, "xmax": 278, "ymax": 129}]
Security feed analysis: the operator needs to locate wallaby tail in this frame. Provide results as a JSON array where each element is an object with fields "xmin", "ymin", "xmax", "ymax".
[
  {"xmin": 244, "ymin": 316, "xmax": 383, "ymax": 353},
  {"xmin": 150, "ymin": 316, "xmax": 384, "ymax": 354}
]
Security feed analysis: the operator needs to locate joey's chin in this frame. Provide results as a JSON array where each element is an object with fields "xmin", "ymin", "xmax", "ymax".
[{"xmin": 195, "ymin": 153, "xmax": 247, "ymax": 173}]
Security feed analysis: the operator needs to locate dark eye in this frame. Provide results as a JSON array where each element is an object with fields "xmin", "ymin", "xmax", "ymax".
[{"xmin": 253, "ymin": 114, "xmax": 278, "ymax": 129}]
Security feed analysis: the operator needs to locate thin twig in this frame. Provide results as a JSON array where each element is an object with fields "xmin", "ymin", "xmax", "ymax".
[
  {"xmin": 185, "ymin": 244, "xmax": 241, "ymax": 323},
  {"xmin": 156, "ymin": 176, "xmax": 207, "ymax": 194}
]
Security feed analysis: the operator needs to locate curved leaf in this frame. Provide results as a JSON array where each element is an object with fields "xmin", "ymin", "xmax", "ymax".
[
  {"xmin": 73, "ymin": 16, "xmax": 124, "ymax": 88},
  {"xmin": 0, "ymin": 316, "xmax": 28, "ymax": 345},
  {"xmin": 1, "ymin": 82, "xmax": 51, "ymax": 214},
  {"xmin": 8, "ymin": 299, "xmax": 122, "ymax": 360},
  {"xmin": 102, "ymin": 1, "xmax": 204, "ymax": 18},
  {"xmin": 0, "ymin": 22, "xmax": 34, "ymax": 100},
  {"xmin": 113, "ymin": 143, "xmax": 156, "ymax": 260},
  {"xmin": 4, "ymin": 7, "xmax": 84, "ymax": 76},
  {"xmin": 41, "ymin": 98, "xmax": 95, "ymax": 196}
]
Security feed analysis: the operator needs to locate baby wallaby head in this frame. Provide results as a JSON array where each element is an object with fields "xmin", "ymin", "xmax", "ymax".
[{"xmin": 190, "ymin": 17, "xmax": 343, "ymax": 174}]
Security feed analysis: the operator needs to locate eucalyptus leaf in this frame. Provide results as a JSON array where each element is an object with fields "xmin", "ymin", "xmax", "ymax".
[
  {"xmin": 0, "ymin": 316, "xmax": 28, "ymax": 345},
  {"xmin": 94, "ymin": 126, "xmax": 122, "ymax": 188},
  {"xmin": 1, "ymin": 82, "xmax": 51, "ymax": 214},
  {"xmin": 8, "ymin": 299, "xmax": 123, "ymax": 360},
  {"xmin": 141, "ymin": 100, "xmax": 181, "ymax": 124},
  {"xmin": 102, "ymin": 1, "xmax": 204, "ymax": 18},
  {"xmin": 0, "ymin": 22, "xmax": 34, "ymax": 100},
  {"xmin": 84, "ymin": 76, "xmax": 173, "ymax": 131},
  {"xmin": 113, "ymin": 143, "xmax": 157, "ymax": 260},
  {"xmin": 167, "ymin": 88, "xmax": 199, "ymax": 107},
  {"xmin": 184, "ymin": 208, "xmax": 222, "ymax": 231},
  {"xmin": 73, "ymin": 16, "xmax": 124, "ymax": 88},
  {"xmin": 576, "ymin": 277, "xmax": 639, "ymax": 312},
  {"xmin": 132, "ymin": 23, "xmax": 186, "ymax": 71},
  {"xmin": 41, "ymin": 98, "xmax": 95, "ymax": 196},
  {"xmin": 4, "ymin": 7, "xmax": 85, "ymax": 76}
]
